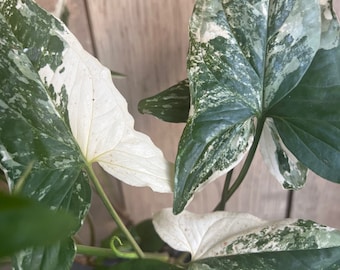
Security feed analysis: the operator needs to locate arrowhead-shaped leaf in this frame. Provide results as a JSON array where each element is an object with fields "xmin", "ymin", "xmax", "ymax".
[
  {"xmin": 174, "ymin": 0, "xmax": 321, "ymax": 213},
  {"xmin": 153, "ymin": 209, "xmax": 340, "ymax": 268}
]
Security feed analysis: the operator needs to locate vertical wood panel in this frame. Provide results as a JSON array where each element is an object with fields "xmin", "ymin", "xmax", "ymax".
[
  {"xmin": 86, "ymin": 1, "xmax": 289, "ymax": 223},
  {"xmin": 290, "ymin": 172, "xmax": 340, "ymax": 228}
]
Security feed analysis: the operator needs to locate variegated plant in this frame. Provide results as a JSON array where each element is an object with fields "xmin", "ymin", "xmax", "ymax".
[
  {"xmin": 1, "ymin": 0, "xmax": 340, "ymax": 269},
  {"xmin": 153, "ymin": 209, "xmax": 340, "ymax": 269},
  {"xmin": 0, "ymin": 0, "xmax": 172, "ymax": 269},
  {"xmin": 140, "ymin": 0, "xmax": 340, "ymax": 213}
]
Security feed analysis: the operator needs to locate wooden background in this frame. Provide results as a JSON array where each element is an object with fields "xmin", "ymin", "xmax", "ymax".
[{"xmin": 37, "ymin": 0, "xmax": 340, "ymax": 245}]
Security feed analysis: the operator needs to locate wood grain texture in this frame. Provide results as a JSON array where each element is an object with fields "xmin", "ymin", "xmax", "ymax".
[{"xmin": 85, "ymin": 1, "xmax": 289, "ymax": 223}]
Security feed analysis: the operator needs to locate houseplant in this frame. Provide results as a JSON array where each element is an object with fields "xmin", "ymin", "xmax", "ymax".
[{"xmin": 1, "ymin": 0, "xmax": 340, "ymax": 269}]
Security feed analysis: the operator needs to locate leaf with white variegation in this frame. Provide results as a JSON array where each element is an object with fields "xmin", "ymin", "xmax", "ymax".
[
  {"xmin": 174, "ymin": 0, "xmax": 322, "ymax": 213},
  {"xmin": 138, "ymin": 79, "xmax": 190, "ymax": 123},
  {"xmin": 188, "ymin": 248, "xmax": 340, "ymax": 270},
  {"xmin": 0, "ymin": 0, "xmax": 172, "ymax": 269},
  {"xmin": 153, "ymin": 209, "xmax": 340, "ymax": 269},
  {"xmin": 259, "ymin": 118, "xmax": 308, "ymax": 189}
]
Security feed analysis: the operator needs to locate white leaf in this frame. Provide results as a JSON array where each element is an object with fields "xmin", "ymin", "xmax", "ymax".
[
  {"xmin": 153, "ymin": 209, "xmax": 340, "ymax": 260},
  {"xmin": 38, "ymin": 19, "xmax": 173, "ymax": 193},
  {"xmin": 153, "ymin": 208, "xmax": 266, "ymax": 260},
  {"xmin": 259, "ymin": 118, "xmax": 308, "ymax": 189}
]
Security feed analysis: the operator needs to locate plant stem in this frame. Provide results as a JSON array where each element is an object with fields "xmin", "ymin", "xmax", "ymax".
[
  {"xmin": 76, "ymin": 244, "xmax": 169, "ymax": 261},
  {"xmin": 77, "ymin": 245, "xmax": 118, "ymax": 258},
  {"xmin": 215, "ymin": 117, "xmax": 266, "ymax": 208},
  {"xmin": 214, "ymin": 169, "xmax": 233, "ymax": 211},
  {"xmin": 85, "ymin": 164, "xmax": 145, "ymax": 258}
]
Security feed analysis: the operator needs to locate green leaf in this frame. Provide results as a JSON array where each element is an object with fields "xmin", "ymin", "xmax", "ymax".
[
  {"xmin": 138, "ymin": 79, "xmax": 190, "ymax": 123},
  {"xmin": 270, "ymin": 46, "xmax": 340, "ymax": 182},
  {"xmin": 95, "ymin": 259, "xmax": 183, "ymax": 270},
  {"xmin": 0, "ymin": 192, "xmax": 77, "ymax": 258},
  {"xmin": 188, "ymin": 247, "xmax": 340, "ymax": 270},
  {"xmin": 0, "ymin": 3, "xmax": 91, "ymax": 268},
  {"xmin": 153, "ymin": 209, "xmax": 340, "ymax": 261},
  {"xmin": 174, "ymin": 0, "xmax": 321, "ymax": 213},
  {"xmin": 135, "ymin": 219, "xmax": 165, "ymax": 252}
]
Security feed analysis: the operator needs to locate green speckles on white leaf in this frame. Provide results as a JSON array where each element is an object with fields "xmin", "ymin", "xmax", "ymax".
[
  {"xmin": 259, "ymin": 118, "xmax": 307, "ymax": 189},
  {"xmin": 153, "ymin": 209, "xmax": 340, "ymax": 262}
]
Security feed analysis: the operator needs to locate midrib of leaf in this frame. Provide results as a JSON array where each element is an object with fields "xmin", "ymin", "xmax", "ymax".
[{"xmin": 261, "ymin": 0, "xmax": 271, "ymax": 115}]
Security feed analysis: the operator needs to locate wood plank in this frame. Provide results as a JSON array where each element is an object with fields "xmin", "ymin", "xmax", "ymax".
[
  {"xmin": 86, "ymin": 0, "xmax": 289, "ymax": 223},
  {"xmin": 290, "ymin": 172, "xmax": 340, "ymax": 228}
]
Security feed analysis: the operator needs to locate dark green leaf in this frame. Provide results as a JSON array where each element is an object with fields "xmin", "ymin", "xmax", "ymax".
[
  {"xmin": 174, "ymin": 0, "xmax": 321, "ymax": 213},
  {"xmin": 0, "ymin": 192, "xmax": 77, "ymax": 258},
  {"xmin": 95, "ymin": 259, "xmax": 183, "ymax": 270},
  {"xmin": 138, "ymin": 79, "xmax": 190, "ymax": 123},
  {"xmin": 189, "ymin": 247, "xmax": 340, "ymax": 270},
  {"xmin": 270, "ymin": 46, "xmax": 340, "ymax": 182},
  {"xmin": 135, "ymin": 219, "xmax": 165, "ymax": 252}
]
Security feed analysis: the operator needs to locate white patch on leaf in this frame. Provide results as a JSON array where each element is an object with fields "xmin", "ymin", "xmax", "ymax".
[
  {"xmin": 199, "ymin": 21, "xmax": 231, "ymax": 43},
  {"xmin": 319, "ymin": 0, "xmax": 340, "ymax": 49},
  {"xmin": 153, "ymin": 208, "xmax": 266, "ymax": 260},
  {"xmin": 259, "ymin": 118, "xmax": 307, "ymax": 190},
  {"xmin": 153, "ymin": 209, "xmax": 340, "ymax": 261},
  {"xmin": 38, "ymin": 22, "xmax": 173, "ymax": 193}
]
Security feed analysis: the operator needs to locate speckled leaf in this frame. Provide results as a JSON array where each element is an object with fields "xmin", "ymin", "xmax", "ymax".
[
  {"xmin": 0, "ymin": 2, "xmax": 91, "ymax": 269},
  {"xmin": 188, "ymin": 247, "xmax": 340, "ymax": 270},
  {"xmin": 0, "ymin": 0, "xmax": 170, "ymax": 269},
  {"xmin": 174, "ymin": 0, "xmax": 321, "ymax": 213},
  {"xmin": 269, "ymin": 44, "xmax": 340, "ymax": 182},
  {"xmin": 138, "ymin": 79, "xmax": 190, "ymax": 123},
  {"xmin": 153, "ymin": 209, "xmax": 340, "ymax": 262},
  {"xmin": 259, "ymin": 118, "xmax": 307, "ymax": 189}
]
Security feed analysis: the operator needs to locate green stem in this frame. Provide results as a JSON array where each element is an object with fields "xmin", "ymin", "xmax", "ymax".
[
  {"xmin": 216, "ymin": 117, "xmax": 265, "ymax": 207},
  {"xmin": 77, "ymin": 244, "xmax": 118, "ymax": 258},
  {"xmin": 214, "ymin": 169, "xmax": 233, "ymax": 211},
  {"xmin": 77, "ymin": 244, "xmax": 169, "ymax": 261},
  {"xmin": 85, "ymin": 164, "xmax": 145, "ymax": 258}
]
